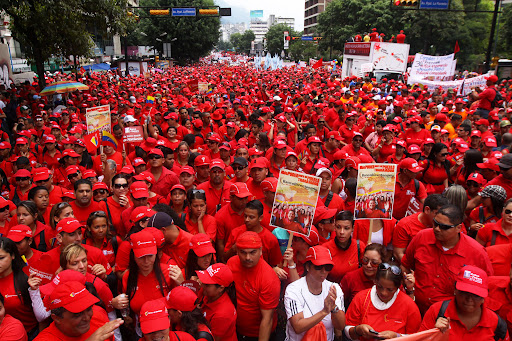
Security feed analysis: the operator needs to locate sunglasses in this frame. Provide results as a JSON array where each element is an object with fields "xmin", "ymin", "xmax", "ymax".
[
  {"xmin": 362, "ymin": 257, "xmax": 381, "ymax": 268},
  {"xmin": 94, "ymin": 189, "xmax": 107, "ymax": 195},
  {"xmin": 504, "ymin": 209, "xmax": 512, "ymax": 215},
  {"xmin": 16, "ymin": 177, "xmax": 30, "ymax": 181},
  {"xmin": 378, "ymin": 263, "xmax": 401, "ymax": 276},
  {"xmin": 191, "ymin": 189, "xmax": 206, "ymax": 195},
  {"xmin": 433, "ymin": 218, "xmax": 458, "ymax": 230},
  {"xmin": 232, "ymin": 165, "xmax": 246, "ymax": 171},
  {"xmin": 149, "ymin": 155, "xmax": 162, "ymax": 160},
  {"xmin": 35, "ymin": 178, "xmax": 50, "ymax": 184},
  {"xmin": 313, "ymin": 264, "xmax": 334, "ymax": 271},
  {"xmin": 113, "ymin": 183, "xmax": 129, "ymax": 189},
  {"xmin": 0, "ymin": 206, "xmax": 8, "ymax": 213},
  {"xmin": 68, "ymin": 173, "xmax": 79, "ymax": 180}
]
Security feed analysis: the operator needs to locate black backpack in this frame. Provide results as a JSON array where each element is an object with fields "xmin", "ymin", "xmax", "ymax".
[
  {"xmin": 491, "ymin": 88, "xmax": 503, "ymax": 108},
  {"xmin": 436, "ymin": 300, "xmax": 507, "ymax": 340}
]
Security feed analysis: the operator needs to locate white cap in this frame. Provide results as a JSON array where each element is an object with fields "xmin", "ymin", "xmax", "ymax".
[
  {"xmin": 273, "ymin": 95, "xmax": 282, "ymax": 101},
  {"xmin": 315, "ymin": 167, "xmax": 332, "ymax": 177},
  {"xmin": 124, "ymin": 115, "xmax": 137, "ymax": 123},
  {"xmin": 129, "ymin": 96, "xmax": 136, "ymax": 103}
]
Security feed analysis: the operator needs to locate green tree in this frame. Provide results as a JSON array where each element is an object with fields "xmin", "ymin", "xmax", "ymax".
[
  {"xmin": 230, "ymin": 30, "xmax": 254, "ymax": 54},
  {"xmin": 216, "ymin": 39, "xmax": 233, "ymax": 52},
  {"xmin": 497, "ymin": 3, "xmax": 512, "ymax": 56},
  {"xmin": 265, "ymin": 23, "xmax": 295, "ymax": 56},
  {"xmin": 138, "ymin": 0, "xmax": 220, "ymax": 64},
  {"xmin": 1, "ymin": 0, "xmax": 132, "ymax": 89},
  {"xmin": 288, "ymin": 40, "xmax": 318, "ymax": 61}
]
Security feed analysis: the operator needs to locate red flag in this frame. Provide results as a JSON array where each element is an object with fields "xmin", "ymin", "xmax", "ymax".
[
  {"xmin": 83, "ymin": 131, "xmax": 100, "ymax": 154},
  {"xmin": 454, "ymin": 41, "xmax": 460, "ymax": 54},
  {"xmin": 312, "ymin": 58, "xmax": 323, "ymax": 69}
]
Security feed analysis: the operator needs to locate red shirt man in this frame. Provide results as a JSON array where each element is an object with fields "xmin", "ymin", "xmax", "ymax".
[
  {"xmin": 146, "ymin": 148, "xmax": 179, "ymax": 197},
  {"xmin": 227, "ymin": 232, "xmax": 280, "ymax": 340},
  {"xmin": 69, "ymin": 180, "xmax": 102, "ymax": 225},
  {"xmin": 196, "ymin": 159, "xmax": 231, "ymax": 216},
  {"xmin": 402, "ymin": 206, "xmax": 494, "ymax": 315}
]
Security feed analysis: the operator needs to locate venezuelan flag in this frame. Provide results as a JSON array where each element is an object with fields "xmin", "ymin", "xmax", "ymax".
[
  {"xmin": 101, "ymin": 131, "xmax": 118, "ymax": 149},
  {"xmin": 206, "ymin": 86, "xmax": 213, "ymax": 95},
  {"xmin": 146, "ymin": 96, "xmax": 155, "ymax": 104},
  {"xmin": 293, "ymin": 102, "xmax": 299, "ymax": 109}
]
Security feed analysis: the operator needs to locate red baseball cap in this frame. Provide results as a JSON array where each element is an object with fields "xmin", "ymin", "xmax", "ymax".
[
  {"xmin": 130, "ymin": 181, "xmax": 149, "ymax": 199},
  {"xmin": 407, "ymin": 144, "xmax": 422, "ymax": 154},
  {"xmin": 261, "ymin": 177, "xmax": 278, "ymax": 192},
  {"xmin": 236, "ymin": 231, "xmax": 262, "ymax": 249},
  {"xmin": 63, "ymin": 190, "xmax": 76, "ymax": 199},
  {"xmin": 456, "ymin": 141, "xmax": 470, "ymax": 152},
  {"xmin": 130, "ymin": 230, "xmax": 157, "ymax": 258},
  {"xmin": 305, "ymin": 245, "xmax": 334, "ymax": 266},
  {"xmin": 230, "ymin": 182, "xmax": 252, "ymax": 198},
  {"xmin": 470, "ymin": 130, "xmax": 482, "ymax": 137},
  {"xmin": 62, "ymin": 149, "xmax": 80, "ymax": 158},
  {"xmin": 65, "ymin": 165, "xmax": 80, "ymax": 176},
  {"xmin": 285, "ymin": 151, "xmax": 298, "ymax": 160},
  {"xmin": 477, "ymin": 158, "xmax": 500, "ymax": 171},
  {"xmin": 467, "ymin": 172, "xmax": 486, "ymax": 186},
  {"xmin": 166, "ymin": 286, "xmax": 198, "ymax": 312},
  {"xmin": 274, "ymin": 139, "xmax": 287, "ymax": 149},
  {"xmin": 15, "ymin": 137, "xmax": 28, "ymax": 145},
  {"xmin": 297, "ymin": 226, "xmax": 320, "ymax": 246},
  {"xmin": 194, "ymin": 155, "xmax": 211, "ymax": 167},
  {"xmin": 249, "ymin": 157, "xmax": 268, "ymax": 170},
  {"xmin": 210, "ymin": 158, "xmax": 226, "ymax": 171},
  {"xmin": 44, "ymin": 135, "xmax": 56, "ymax": 144},
  {"xmin": 92, "ymin": 182, "xmax": 108, "ymax": 192},
  {"xmin": 0, "ymin": 141, "xmax": 11, "ymax": 150},
  {"xmin": 45, "ymin": 281, "xmax": 99, "ymax": 313},
  {"xmin": 120, "ymin": 165, "xmax": 135, "ymax": 175},
  {"xmin": 145, "ymin": 227, "xmax": 165, "ymax": 248},
  {"xmin": 180, "ymin": 166, "xmax": 195, "ymax": 175},
  {"xmin": 196, "ymin": 263, "xmax": 234, "ymax": 287},
  {"xmin": 456, "ymin": 265, "xmax": 488, "ymax": 298},
  {"xmin": 208, "ymin": 133, "xmax": 222, "ymax": 143},
  {"xmin": 345, "ymin": 156, "xmax": 360, "ymax": 169},
  {"xmin": 40, "ymin": 269, "xmax": 86, "ymax": 297},
  {"xmin": 327, "ymin": 131, "xmax": 342, "ymax": 141},
  {"xmin": 484, "ymin": 137, "xmax": 498, "ymax": 147},
  {"xmin": 190, "ymin": 233, "xmax": 216, "ymax": 257},
  {"xmin": 140, "ymin": 299, "xmax": 170, "ymax": 334},
  {"xmin": 82, "ymin": 169, "xmax": 97, "ymax": 179},
  {"xmin": 7, "ymin": 225, "xmax": 32, "ymax": 242},
  {"xmin": 475, "ymin": 118, "xmax": 489, "ymax": 126},
  {"xmin": 133, "ymin": 158, "xmax": 146, "ymax": 167},
  {"xmin": 56, "ymin": 217, "xmax": 83, "ymax": 234},
  {"xmin": 400, "ymin": 158, "xmax": 423, "ymax": 172},
  {"xmin": 171, "ymin": 184, "xmax": 187, "ymax": 193},
  {"xmin": 33, "ymin": 167, "xmax": 51, "ymax": 182},
  {"xmin": 307, "ymin": 136, "xmax": 322, "ymax": 144},
  {"xmin": 313, "ymin": 206, "xmax": 337, "ymax": 225},
  {"xmin": 148, "ymin": 148, "xmax": 164, "ymax": 157},
  {"xmin": 131, "ymin": 207, "xmax": 157, "ymax": 223}
]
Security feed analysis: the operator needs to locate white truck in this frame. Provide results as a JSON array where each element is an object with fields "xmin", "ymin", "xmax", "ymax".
[{"xmin": 341, "ymin": 42, "xmax": 410, "ymax": 82}]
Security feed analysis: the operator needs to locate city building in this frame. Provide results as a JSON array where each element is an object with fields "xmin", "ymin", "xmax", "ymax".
[
  {"xmin": 304, "ymin": 0, "xmax": 333, "ymax": 35},
  {"xmin": 220, "ymin": 23, "xmax": 247, "ymax": 42},
  {"xmin": 268, "ymin": 15, "xmax": 295, "ymax": 30}
]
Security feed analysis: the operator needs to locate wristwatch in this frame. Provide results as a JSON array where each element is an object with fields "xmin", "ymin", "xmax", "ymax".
[{"xmin": 288, "ymin": 264, "xmax": 296, "ymax": 269}]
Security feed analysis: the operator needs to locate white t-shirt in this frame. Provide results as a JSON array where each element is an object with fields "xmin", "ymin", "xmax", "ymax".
[{"xmin": 284, "ymin": 277, "xmax": 344, "ymax": 341}]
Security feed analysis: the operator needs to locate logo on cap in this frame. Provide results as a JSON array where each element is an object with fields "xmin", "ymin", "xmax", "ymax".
[
  {"xmin": 463, "ymin": 270, "xmax": 483, "ymax": 284},
  {"xmin": 69, "ymin": 288, "xmax": 86, "ymax": 298},
  {"xmin": 207, "ymin": 266, "xmax": 220, "ymax": 277}
]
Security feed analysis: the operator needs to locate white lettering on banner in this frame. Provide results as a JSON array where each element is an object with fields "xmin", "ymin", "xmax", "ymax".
[{"xmin": 408, "ymin": 74, "xmax": 489, "ymax": 96}]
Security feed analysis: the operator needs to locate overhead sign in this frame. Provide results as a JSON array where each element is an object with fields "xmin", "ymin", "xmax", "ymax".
[
  {"xmin": 344, "ymin": 42, "xmax": 371, "ymax": 56},
  {"xmin": 301, "ymin": 36, "xmax": 313, "ymax": 41},
  {"xmin": 172, "ymin": 8, "xmax": 196, "ymax": 16},
  {"xmin": 419, "ymin": 0, "xmax": 450, "ymax": 9}
]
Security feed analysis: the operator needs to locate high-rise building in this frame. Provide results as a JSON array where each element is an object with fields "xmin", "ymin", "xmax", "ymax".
[
  {"xmin": 304, "ymin": 0, "xmax": 333, "ymax": 35},
  {"xmin": 220, "ymin": 23, "xmax": 247, "ymax": 42}
]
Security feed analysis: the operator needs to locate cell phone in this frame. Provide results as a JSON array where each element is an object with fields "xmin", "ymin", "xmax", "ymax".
[{"xmin": 369, "ymin": 330, "xmax": 385, "ymax": 340}]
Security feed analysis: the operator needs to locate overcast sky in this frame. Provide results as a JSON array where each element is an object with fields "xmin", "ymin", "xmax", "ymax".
[{"xmin": 217, "ymin": 0, "xmax": 305, "ymax": 31}]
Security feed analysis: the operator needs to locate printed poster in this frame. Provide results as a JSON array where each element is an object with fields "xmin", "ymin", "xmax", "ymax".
[
  {"xmin": 355, "ymin": 163, "xmax": 397, "ymax": 220},
  {"xmin": 409, "ymin": 53, "xmax": 455, "ymax": 81},
  {"xmin": 270, "ymin": 169, "xmax": 321, "ymax": 237},
  {"xmin": 86, "ymin": 105, "xmax": 111, "ymax": 134},
  {"xmin": 124, "ymin": 126, "xmax": 144, "ymax": 143},
  {"xmin": 198, "ymin": 82, "xmax": 209, "ymax": 93}
]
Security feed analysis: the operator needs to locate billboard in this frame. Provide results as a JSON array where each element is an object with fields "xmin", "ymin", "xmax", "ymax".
[{"xmin": 250, "ymin": 10, "xmax": 263, "ymax": 18}]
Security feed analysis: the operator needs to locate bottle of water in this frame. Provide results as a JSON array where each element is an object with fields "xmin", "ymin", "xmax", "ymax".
[{"xmin": 120, "ymin": 294, "xmax": 130, "ymax": 317}]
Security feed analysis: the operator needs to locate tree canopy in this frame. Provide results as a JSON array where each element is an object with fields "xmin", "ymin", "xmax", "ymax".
[
  {"xmin": 265, "ymin": 23, "xmax": 296, "ymax": 56},
  {"xmin": 230, "ymin": 30, "xmax": 255, "ymax": 54}
]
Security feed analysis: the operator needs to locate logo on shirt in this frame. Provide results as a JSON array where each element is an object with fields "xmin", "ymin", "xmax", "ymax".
[
  {"xmin": 406, "ymin": 190, "xmax": 415, "ymax": 196},
  {"xmin": 463, "ymin": 270, "xmax": 483, "ymax": 284}
]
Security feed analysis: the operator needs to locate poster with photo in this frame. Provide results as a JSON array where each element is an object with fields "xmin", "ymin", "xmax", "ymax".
[
  {"xmin": 86, "ymin": 105, "xmax": 111, "ymax": 134},
  {"xmin": 354, "ymin": 163, "xmax": 397, "ymax": 220},
  {"xmin": 270, "ymin": 169, "xmax": 321, "ymax": 237}
]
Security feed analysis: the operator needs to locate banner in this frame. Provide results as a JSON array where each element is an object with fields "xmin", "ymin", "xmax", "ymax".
[
  {"xmin": 250, "ymin": 10, "xmax": 263, "ymax": 18},
  {"xmin": 409, "ymin": 53, "xmax": 455, "ymax": 81},
  {"xmin": 372, "ymin": 42, "xmax": 409, "ymax": 73},
  {"xmin": 270, "ymin": 169, "xmax": 321, "ymax": 236},
  {"xmin": 355, "ymin": 163, "xmax": 397, "ymax": 220},
  {"xmin": 86, "ymin": 105, "xmax": 111, "ymax": 134},
  {"xmin": 124, "ymin": 126, "xmax": 144, "ymax": 143},
  {"xmin": 409, "ymin": 74, "xmax": 488, "ymax": 96},
  {"xmin": 394, "ymin": 328, "xmax": 448, "ymax": 340}
]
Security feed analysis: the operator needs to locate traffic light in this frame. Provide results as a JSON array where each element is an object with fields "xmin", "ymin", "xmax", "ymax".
[
  {"xmin": 313, "ymin": 37, "xmax": 322, "ymax": 40},
  {"xmin": 292, "ymin": 37, "xmax": 300, "ymax": 40},
  {"xmin": 198, "ymin": 8, "xmax": 219, "ymax": 16},
  {"xmin": 155, "ymin": 56, "xmax": 159, "ymax": 62},
  {"xmin": 491, "ymin": 57, "xmax": 500, "ymax": 69},
  {"xmin": 394, "ymin": 0, "xmax": 417, "ymax": 6},
  {"xmin": 150, "ymin": 9, "xmax": 170, "ymax": 15}
]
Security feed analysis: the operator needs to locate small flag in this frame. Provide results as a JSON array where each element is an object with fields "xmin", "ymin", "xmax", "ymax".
[
  {"xmin": 101, "ymin": 130, "xmax": 118, "ymax": 149},
  {"xmin": 83, "ymin": 132, "xmax": 100, "ymax": 154},
  {"xmin": 146, "ymin": 96, "xmax": 155, "ymax": 104},
  {"xmin": 454, "ymin": 41, "xmax": 460, "ymax": 54},
  {"xmin": 293, "ymin": 102, "xmax": 299, "ymax": 109},
  {"xmin": 312, "ymin": 58, "xmax": 323, "ymax": 69}
]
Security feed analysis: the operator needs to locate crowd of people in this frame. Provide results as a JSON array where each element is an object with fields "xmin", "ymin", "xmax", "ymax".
[{"xmin": 0, "ymin": 61, "xmax": 511, "ymax": 341}]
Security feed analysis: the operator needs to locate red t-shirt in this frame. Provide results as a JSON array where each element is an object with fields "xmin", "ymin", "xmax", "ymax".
[
  {"xmin": 487, "ymin": 244, "xmax": 512, "ymax": 276},
  {"xmin": 340, "ymin": 267, "xmax": 374, "ymax": 306},
  {"xmin": 477, "ymin": 219, "xmax": 512, "ymax": 246},
  {"xmin": 420, "ymin": 300, "xmax": 509, "ymax": 341},
  {"xmin": 70, "ymin": 200, "xmax": 102, "ymax": 226},
  {"xmin": 34, "ymin": 305, "xmax": 112, "ymax": 341},
  {"xmin": 98, "ymin": 197, "xmax": 130, "ymax": 238},
  {"xmin": 201, "ymin": 292, "xmax": 237, "ymax": 341},
  {"xmin": 486, "ymin": 175, "xmax": 512, "ymax": 200},
  {"xmin": 392, "ymin": 212, "xmax": 426, "ymax": 249},
  {"xmin": 319, "ymin": 191, "xmax": 345, "ymax": 212},
  {"xmin": 0, "ymin": 314, "xmax": 27, "ymax": 341},
  {"xmin": 323, "ymin": 238, "xmax": 366, "ymax": 283},
  {"xmin": 246, "ymin": 178, "xmax": 265, "ymax": 202},
  {"xmin": 215, "ymin": 204, "xmax": 245, "ymax": 241},
  {"xmin": 149, "ymin": 166, "xmax": 180, "ymax": 197},
  {"xmin": 184, "ymin": 214, "xmax": 217, "ymax": 241},
  {"xmin": 122, "ymin": 263, "xmax": 171, "ymax": 315},
  {"xmin": 393, "ymin": 179, "xmax": 427, "ymax": 220},
  {"xmin": 84, "ymin": 236, "xmax": 122, "ymax": 267},
  {"xmin": 346, "ymin": 289, "xmax": 421, "ymax": 336},
  {"xmin": 162, "ymin": 228, "xmax": 192, "ymax": 269},
  {"xmin": 0, "ymin": 272, "xmax": 37, "ymax": 332},
  {"xmin": 227, "ymin": 256, "xmax": 280, "ymax": 338},
  {"xmin": 376, "ymin": 141, "xmax": 396, "ymax": 163},
  {"xmin": 402, "ymin": 229, "xmax": 494, "ymax": 314},
  {"xmin": 196, "ymin": 181, "xmax": 231, "ymax": 216},
  {"xmin": 224, "ymin": 226, "xmax": 282, "ymax": 267}
]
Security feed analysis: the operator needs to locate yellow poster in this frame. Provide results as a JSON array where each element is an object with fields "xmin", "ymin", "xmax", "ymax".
[
  {"xmin": 355, "ymin": 163, "xmax": 397, "ymax": 220},
  {"xmin": 271, "ymin": 169, "xmax": 321, "ymax": 237},
  {"xmin": 86, "ymin": 105, "xmax": 111, "ymax": 134}
]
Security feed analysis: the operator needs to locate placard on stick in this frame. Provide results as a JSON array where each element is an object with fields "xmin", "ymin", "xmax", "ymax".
[
  {"xmin": 270, "ymin": 169, "xmax": 321, "ymax": 237},
  {"xmin": 124, "ymin": 126, "xmax": 144, "ymax": 143},
  {"xmin": 86, "ymin": 105, "xmax": 111, "ymax": 134}
]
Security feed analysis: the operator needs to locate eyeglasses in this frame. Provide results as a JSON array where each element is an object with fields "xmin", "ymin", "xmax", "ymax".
[
  {"xmin": 16, "ymin": 177, "xmax": 30, "ymax": 181},
  {"xmin": 67, "ymin": 173, "xmax": 79, "ymax": 180},
  {"xmin": 35, "ymin": 178, "xmax": 50, "ymax": 184},
  {"xmin": 313, "ymin": 264, "xmax": 334, "ymax": 271},
  {"xmin": 191, "ymin": 189, "xmax": 205, "ymax": 195},
  {"xmin": 0, "ymin": 206, "xmax": 8, "ymax": 213},
  {"xmin": 378, "ymin": 263, "xmax": 401, "ymax": 276},
  {"xmin": 362, "ymin": 257, "xmax": 381, "ymax": 268},
  {"xmin": 149, "ymin": 155, "xmax": 162, "ymax": 160},
  {"xmin": 113, "ymin": 183, "xmax": 129, "ymax": 189},
  {"xmin": 232, "ymin": 165, "xmax": 246, "ymax": 171},
  {"xmin": 504, "ymin": 209, "xmax": 512, "ymax": 215},
  {"xmin": 433, "ymin": 218, "xmax": 458, "ymax": 230},
  {"xmin": 94, "ymin": 189, "xmax": 107, "ymax": 195}
]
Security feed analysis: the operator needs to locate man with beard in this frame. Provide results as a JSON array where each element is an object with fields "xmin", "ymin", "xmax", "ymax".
[
  {"xmin": 69, "ymin": 179, "xmax": 101, "ymax": 225},
  {"xmin": 196, "ymin": 159, "xmax": 231, "ymax": 215}
]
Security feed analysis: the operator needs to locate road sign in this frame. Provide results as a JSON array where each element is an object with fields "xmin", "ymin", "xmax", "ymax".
[
  {"xmin": 172, "ymin": 8, "xmax": 196, "ymax": 16},
  {"xmin": 419, "ymin": 0, "xmax": 449, "ymax": 9},
  {"xmin": 301, "ymin": 36, "xmax": 313, "ymax": 41}
]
